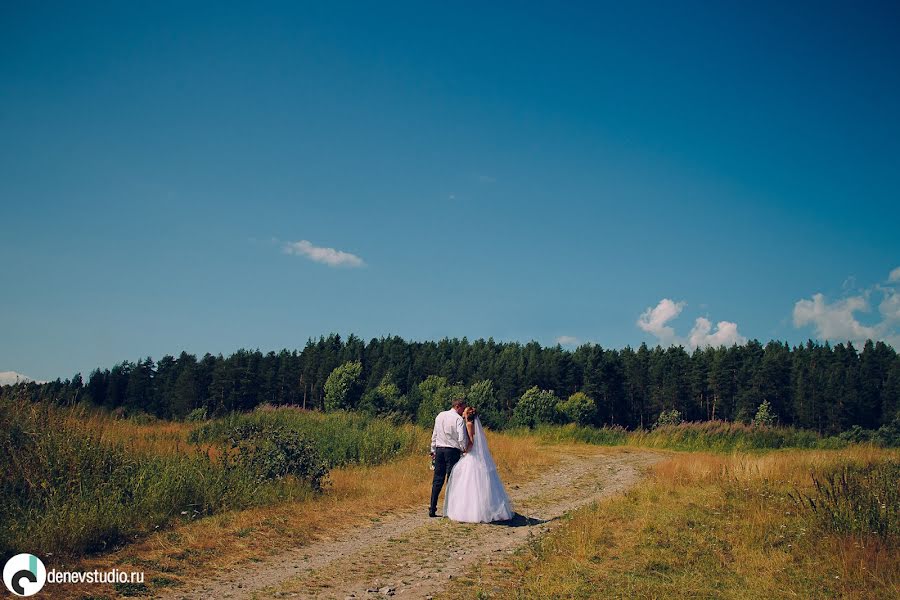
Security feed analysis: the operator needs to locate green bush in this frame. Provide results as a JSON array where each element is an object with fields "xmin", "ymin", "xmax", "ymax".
[
  {"xmin": 226, "ymin": 423, "xmax": 328, "ymax": 490},
  {"xmin": 128, "ymin": 412, "xmax": 158, "ymax": 425},
  {"xmin": 557, "ymin": 392, "xmax": 597, "ymax": 426},
  {"xmin": 189, "ymin": 407, "xmax": 424, "ymax": 468},
  {"xmin": 512, "ymin": 387, "xmax": 561, "ymax": 428},
  {"xmin": 873, "ymin": 419, "xmax": 900, "ymax": 447},
  {"xmin": 654, "ymin": 409, "xmax": 683, "ymax": 428},
  {"xmin": 185, "ymin": 407, "xmax": 208, "ymax": 422},
  {"xmin": 835, "ymin": 419, "xmax": 900, "ymax": 448}
]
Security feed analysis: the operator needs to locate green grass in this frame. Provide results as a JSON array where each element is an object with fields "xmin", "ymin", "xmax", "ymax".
[
  {"xmin": 517, "ymin": 420, "xmax": 836, "ymax": 452},
  {"xmin": 0, "ymin": 400, "xmax": 426, "ymax": 559}
]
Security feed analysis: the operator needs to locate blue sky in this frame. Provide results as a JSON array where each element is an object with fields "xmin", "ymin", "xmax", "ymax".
[{"xmin": 1, "ymin": 1, "xmax": 899, "ymax": 381}]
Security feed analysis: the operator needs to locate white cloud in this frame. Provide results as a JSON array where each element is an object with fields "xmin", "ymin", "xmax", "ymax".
[
  {"xmin": 0, "ymin": 371, "xmax": 42, "ymax": 386},
  {"xmin": 638, "ymin": 299, "xmax": 746, "ymax": 349},
  {"xmin": 879, "ymin": 291, "xmax": 900, "ymax": 323},
  {"xmin": 637, "ymin": 298, "xmax": 685, "ymax": 346},
  {"xmin": 282, "ymin": 240, "xmax": 365, "ymax": 268},
  {"xmin": 688, "ymin": 317, "xmax": 747, "ymax": 349},
  {"xmin": 792, "ymin": 293, "xmax": 877, "ymax": 343},
  {"xmin": 793, "ymin": 267, "xmax": 900, "ymax": 348},
  {"xmin": 555, "ymin": 335, "xmax": 581, "ymax": 346}
]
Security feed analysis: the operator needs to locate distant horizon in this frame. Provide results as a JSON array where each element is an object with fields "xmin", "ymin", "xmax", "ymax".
[{"xmin": 2, "ymin": 2, "xmax": 898, "ymax": 382}]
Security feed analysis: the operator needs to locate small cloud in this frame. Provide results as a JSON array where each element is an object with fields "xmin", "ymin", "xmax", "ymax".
[
  {"xmin": 889, "ymin": 266, "xmax": 900, "ymax": 283},
  {"xmin": 688, "ymin": 317, "xmax": 747, "ymax": 348},
  {"xmin": 282, "ymin": 240, "xmax": 365, "ymax": 268},
  {"xmin": 555, "ymin": 335, "xmax": 581, "ymax": 346},
  {"xmin": 477, "ymin": 175, "xmax": 496, "ymax": 183},
  {"xmin": 448, "ymin": 193, "xmax": 456, "ymax": 200},
  {"xmin": 637, "ymin": 298, "xmax": 685, "ymax": 346},
  {"xmin": 0, "ymin": 371, "xmax": 44, "ymax": 385},
  {"xmin": 637, "ymin": 298, "xmax": 745, "ymax": 349}
]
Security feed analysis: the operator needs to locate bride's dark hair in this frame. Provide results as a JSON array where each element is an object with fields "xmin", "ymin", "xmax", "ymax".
[{"xmin": 465, "ymin": 406, "xmax": 477, "ymax": 422}]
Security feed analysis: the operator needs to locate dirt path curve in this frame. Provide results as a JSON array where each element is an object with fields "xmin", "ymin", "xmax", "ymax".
[{"xmin": 162, "ymin": 448, "xmax": 663, "ymax": 600}]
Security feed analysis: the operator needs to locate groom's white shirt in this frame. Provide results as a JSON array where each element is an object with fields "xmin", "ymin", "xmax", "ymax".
[{"xmin": 430, "ymin": 409, "xmax": 468, "ymax": 454}]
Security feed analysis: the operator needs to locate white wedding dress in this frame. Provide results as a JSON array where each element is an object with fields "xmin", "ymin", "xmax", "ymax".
[{"xmin": 443, "ymin": 418, "xmax": 514, "ymax": 523}]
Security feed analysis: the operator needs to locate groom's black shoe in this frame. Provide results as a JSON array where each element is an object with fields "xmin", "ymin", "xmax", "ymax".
[{"xmin": 428, "ymin": 509, "xmax": 437, "ymax": 518}]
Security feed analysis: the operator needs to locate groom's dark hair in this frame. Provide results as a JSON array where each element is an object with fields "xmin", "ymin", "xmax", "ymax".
[{"xmin": 452, "ymin": 398, "xmax": 467, "ymax": 409}]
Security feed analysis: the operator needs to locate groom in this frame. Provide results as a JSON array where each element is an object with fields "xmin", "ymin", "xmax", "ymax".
[{"xmin": 429, "ymin": 398, "xmax": 470, "ymax": 517}]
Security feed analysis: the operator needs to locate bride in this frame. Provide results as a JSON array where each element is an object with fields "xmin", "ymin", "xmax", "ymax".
[{"xmin": 444, "ymin": 407, "xmax": 514, "ymax": 523}]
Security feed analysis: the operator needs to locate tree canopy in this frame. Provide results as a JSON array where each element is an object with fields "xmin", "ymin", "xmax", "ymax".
[{"xmin": 3, "ymin": 335, "xmax": 897, "ymax": 434}]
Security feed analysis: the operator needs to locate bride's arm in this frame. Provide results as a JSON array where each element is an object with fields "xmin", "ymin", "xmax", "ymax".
[{"xmin": 465, "ymin": 419, "xmax": 475, "ymax": 451}]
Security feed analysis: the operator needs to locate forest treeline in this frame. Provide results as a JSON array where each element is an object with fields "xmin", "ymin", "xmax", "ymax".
[{"xmin": 2, "ymin": 335, "xmax": 898, "ymax": 434}]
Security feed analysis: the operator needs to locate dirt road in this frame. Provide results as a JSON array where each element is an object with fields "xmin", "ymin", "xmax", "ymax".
[{"xmin": 162, "ymin": 447, "xmax": 663, "ymax": 599}]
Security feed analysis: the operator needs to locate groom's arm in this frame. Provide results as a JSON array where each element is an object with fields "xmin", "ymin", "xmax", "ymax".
[{"xmin": 430, "ymin": 414, "xmax": 439, "ymax": 455}]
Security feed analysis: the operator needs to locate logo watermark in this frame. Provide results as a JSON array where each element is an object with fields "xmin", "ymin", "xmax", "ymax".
[
  {"xmin": 3, "ymin": 554, "xmax": 46, "ymax": 597},
  {"xmin": 3, "ymin": 554, "xmax": 144, "ymax": 596}
]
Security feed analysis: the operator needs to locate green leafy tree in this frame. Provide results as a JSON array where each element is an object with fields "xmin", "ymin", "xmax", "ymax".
[
  {"xmin": 466, "ymin": 380, "xmax": 504, "ymax": 429},
  {"xmin": 513, "ymin": 386, "xmax": 561, "ymax": 428},
  {"xmin": 557, "ymin": 391, "xmax": 597, "ymax": 426},
  {"xmin": 324, "ymin": 361, "xmax": 363, "ymax": 411},
  {"xmin": 415, "ymin": 375, "xmax": 464, "ymax": 426},
  {"xmin": 752, "ymin": 400, "xmax": 777, "ymax": 427},
  {"xmin": 359, "ymin": 374, "xmax": 408, "ymax": 417}
]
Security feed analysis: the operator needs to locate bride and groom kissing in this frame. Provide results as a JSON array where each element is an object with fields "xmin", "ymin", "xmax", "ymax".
[{"xmin": 429, "ymin": 398, "xmax": 514, "ymax": 522}]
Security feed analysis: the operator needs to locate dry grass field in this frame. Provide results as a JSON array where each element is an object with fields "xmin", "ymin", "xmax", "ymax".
[{"xmin": 450, "ymin": 446, "xmax": 899, "ymax": 599}]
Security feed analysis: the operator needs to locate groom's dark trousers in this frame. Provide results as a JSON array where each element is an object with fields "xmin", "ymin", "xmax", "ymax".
[{"xmin": 430, "ymin": 446, "xmax": 462, "ymax": 515}]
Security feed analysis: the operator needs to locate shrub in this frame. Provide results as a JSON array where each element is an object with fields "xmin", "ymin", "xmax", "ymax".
[
  {"xmin": 226, "ymin": 423, "xmax": 328, "ymax": 490},
  {"xmin": 557, "ymin": 392, "xmax": 597, "ymax": 426},
  {"xmin": 873, "ymin": 418, "xmax": 900, "ymax": 448},
  {"xmin": 751, "ymin": 400, "xmax": 777, "ymax": 428},
  {"xmin": 128, "ymin": 412, "xmax": 157, "ymax": 425},
  {"xmin": 185, "ymin": 407, "xmax": 208, "ymax": 422},
  {"xmin": 654, "ymin": 409, "xmax": 683, "ymax": 428},
  {"xmin": 513, "ymin": 387, "xmax": 561, "ymax": 428},
  {"xmin": 189, "ymin": 407, "xmax": 425, "ymax": 468}
]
